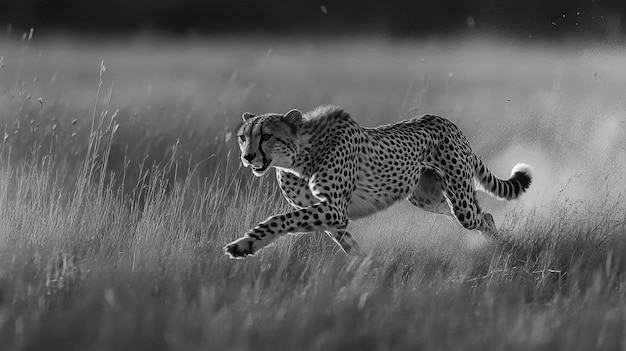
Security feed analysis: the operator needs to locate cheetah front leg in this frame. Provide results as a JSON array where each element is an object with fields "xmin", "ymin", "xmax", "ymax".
[
  {"xmin": 223, "ymin": 201, "xmax": 349, "ymax": 258},
  {"xmin": 272, "ymin": 170, "xmax": 363, "ymax": 255},
  {"xmin": 224, "ymin": 173, "xmax": 352, "ymax": 258}
]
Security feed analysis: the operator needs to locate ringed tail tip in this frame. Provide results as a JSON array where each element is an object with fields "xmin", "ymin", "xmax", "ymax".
[{"xmin": 511, "ymin": 163, "xmax": 533, "ymax": 192}]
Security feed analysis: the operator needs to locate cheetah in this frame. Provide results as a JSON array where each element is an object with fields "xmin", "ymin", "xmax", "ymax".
[{"xmin": 224, "ymin": 106, "xmax": 532, "ymax": 258}]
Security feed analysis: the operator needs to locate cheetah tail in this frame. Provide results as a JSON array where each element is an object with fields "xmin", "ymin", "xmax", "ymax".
[{"xmin": 473, "ymin": 157, "xmax": 533, "ymax": 200}]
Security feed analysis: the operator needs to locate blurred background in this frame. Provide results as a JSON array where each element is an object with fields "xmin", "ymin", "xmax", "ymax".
[
  {"xmin": 0, "ymin": 0, "xmax": 625, "ymax": 249},
  {"xmin": 1, "ymin": 0, "xmax": 626, "ymax": 40}
]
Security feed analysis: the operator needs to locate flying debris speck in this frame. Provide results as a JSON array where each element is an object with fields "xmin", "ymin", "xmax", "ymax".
[
  {"xmin": 320, "ymin": 5, "xmax": 328, "ymax": 14},
  {"xmin": 466, "ymin": 16, "xmax": 475, "ymax": 29}
]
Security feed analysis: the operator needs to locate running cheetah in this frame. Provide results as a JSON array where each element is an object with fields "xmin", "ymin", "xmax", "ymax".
[{"xmin": 224, "ymin": 106, "xmax": 532, "ymax": 258}]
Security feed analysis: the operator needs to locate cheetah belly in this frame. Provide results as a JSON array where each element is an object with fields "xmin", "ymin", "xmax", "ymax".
[
  {"xmin": 347, "ymin": 189, "xmax": 378, "ymax": 219},
  {"xmin": 347, "ymin": 160, "xmax": 407, "ymax": 219},
  {"xmin": 347, "ymin": 187, "xmax": 397, "ymax": 220}
]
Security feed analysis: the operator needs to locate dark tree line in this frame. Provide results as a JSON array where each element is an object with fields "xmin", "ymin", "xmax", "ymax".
[{"xmin": 1, "ymin": 0, "xmax": 624, "ymax": 39}]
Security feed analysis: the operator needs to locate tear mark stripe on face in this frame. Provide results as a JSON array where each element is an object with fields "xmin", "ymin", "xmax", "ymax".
[
  {"xmin": 250, "ymin": 118, "xmax": 262, "ymax": 138},
  {"xmin": 242, "ymin": 117, "xmax": 255, "ymax": 143},
  {"xmin": 258, "ymin": 124, "xmax": 268, "ymax": 167},
  {"xmin": 242, "ymin": 118, "xmax": 258, "ymax": 154}
]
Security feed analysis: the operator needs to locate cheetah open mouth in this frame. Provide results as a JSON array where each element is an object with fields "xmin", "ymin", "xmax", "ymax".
[{"xmin": 251, "ymin": 159, "xmax": 271, "ymax": 173}]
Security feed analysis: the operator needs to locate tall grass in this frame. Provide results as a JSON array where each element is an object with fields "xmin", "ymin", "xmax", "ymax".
[
  {"xmin": 1, "ymin": 151, "xmax": 624, "ymax": 350},
  {"xmin": 0, "ymin": 36, "xmax": 625, "ymax": 350}
]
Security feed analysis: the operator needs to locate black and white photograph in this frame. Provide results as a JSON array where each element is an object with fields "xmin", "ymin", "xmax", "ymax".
[{"xmin": 1, "ymin": 1, "xmax": 625, "ymax": 350}]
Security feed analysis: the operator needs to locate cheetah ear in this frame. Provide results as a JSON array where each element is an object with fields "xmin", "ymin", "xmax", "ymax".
[
  {"xmin": 283, "ymin": 109, "xmax": 303, "ymax": 125},
  {"xmin": 242, "ymin": 112, "xmax": 255, "ymax": 122}
]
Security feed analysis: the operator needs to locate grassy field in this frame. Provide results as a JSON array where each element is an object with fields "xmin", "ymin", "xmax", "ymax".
[{"xmin": 0, "ymin": 35, "xmax": 625, "ymax": 350}]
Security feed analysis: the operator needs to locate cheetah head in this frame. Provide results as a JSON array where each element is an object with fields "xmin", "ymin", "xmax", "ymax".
[{"xmin": 237, "ymin": 109, "xmax": 303, "ymax": 176}]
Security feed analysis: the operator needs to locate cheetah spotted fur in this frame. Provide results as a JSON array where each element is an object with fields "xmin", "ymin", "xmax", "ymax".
[{"xmin": 224, "ymin": 106, "xmax": 532, "ymax": 258}]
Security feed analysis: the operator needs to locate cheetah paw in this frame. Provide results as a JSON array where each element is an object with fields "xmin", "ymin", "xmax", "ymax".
[{"xmin": 223, "ymin": 237, "xmax": 257, "ymax": 259}]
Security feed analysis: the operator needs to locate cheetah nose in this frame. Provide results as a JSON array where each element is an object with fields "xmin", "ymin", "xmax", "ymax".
[{"xmin": 243, "ymin": 153, "xmax": 256, "ymax": 162}]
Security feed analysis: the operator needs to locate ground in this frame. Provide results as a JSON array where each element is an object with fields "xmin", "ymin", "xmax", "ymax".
[{"xmin": 0, "ymin": 36, "xmax": 625, "ymax": 350}]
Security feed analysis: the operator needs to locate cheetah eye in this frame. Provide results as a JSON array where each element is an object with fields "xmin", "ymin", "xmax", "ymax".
[
  {"xmin": 261, "ymin": 134, "xmax": 272, "ymax": 141},
  {"xmin": 238, "ymin": 135, "xmax": 246, "ymax": 142}
]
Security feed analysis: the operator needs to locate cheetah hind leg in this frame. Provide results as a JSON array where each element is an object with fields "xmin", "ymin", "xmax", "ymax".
[
  {"xmin": 480, "ymin": 212, "xmax": 498, "ymax": 237},
  {"xmin": 325, "ymin": 230, "xmax": 364, "ymax": 255},
  {"xmin": 407, "ymin": 168, "xmax": 456, "ymax": 223},
  {"xmin": 413, "ymin": 168, "xmax": 499, "ymax": 238}
]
